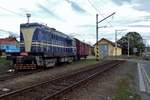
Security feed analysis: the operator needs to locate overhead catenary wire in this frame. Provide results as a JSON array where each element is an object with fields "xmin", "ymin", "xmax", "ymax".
[
  {"xmin": 87, "ymin": 0, "xmax": 103, "ymax": 16},
  {"xmin": 0, "ymin": 29, "xmax": 19, "ymax": 37},
  {"xmin": 0, "ymin": 5, "xmax": 24, "ymax": 17},
  {"xmin": 87, "ymin": 0, "xmax": 114, "ymax": 27},
  {"xmin": 0, "ymin": 5, "xmax": 28, "ymax": 37}
]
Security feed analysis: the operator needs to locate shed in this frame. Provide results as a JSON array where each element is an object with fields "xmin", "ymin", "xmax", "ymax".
[{"xmin": 94, "ymin": 38, "xmax": 122, "ymax": 58}]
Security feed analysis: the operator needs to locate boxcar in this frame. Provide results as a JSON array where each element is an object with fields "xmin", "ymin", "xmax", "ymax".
[
  {"xmin": 11, "ymin": 23, "xmax": 76, "ymax": 70},
  {"xmin": 75, "ymin": 38, "xmax": 90, "ymax": 60}
]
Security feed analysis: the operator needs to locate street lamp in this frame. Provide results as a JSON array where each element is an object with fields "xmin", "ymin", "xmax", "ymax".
[{"xmin": 26, "ymin": 13, "xmax": 31, "ymax": 23}]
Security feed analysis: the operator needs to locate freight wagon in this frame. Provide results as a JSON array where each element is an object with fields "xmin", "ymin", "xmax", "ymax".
[
  {"xmin": 10, "ymin": 23, "xmax": 90, "ymax": 70},
  {"xmin": 75, "ymin": 38, "xmax": 90, "ymax": 60}
]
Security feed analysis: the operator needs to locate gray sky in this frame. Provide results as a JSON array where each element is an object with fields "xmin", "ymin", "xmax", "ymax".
[{"xmin": 0, "ymin": 0, "xmax": 150, "ymax": 46}]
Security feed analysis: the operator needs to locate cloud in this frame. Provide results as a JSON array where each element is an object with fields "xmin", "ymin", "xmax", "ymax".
[
  {"xmin": 36, "ymin": 3, "xmax": 65, "ymax": 21},
  {"xmin": 0, "ymin": 6, "xmax": 24, "ymax": 17},
  {"xmin": 76, "ymin": 24, "xmax": 95, "ymax": 28},
  {"xmin": 111, "ymin": 0, "xmax": 131, "ymax": 5},
  {"xmin": 143, "ymin": 15, "xmax": 150, "ymax": 21},
  {"xmin": 65, "ymin": 0, "xmax": 88, "ymax": 14},
  {"xmin": 128, "ymin": 25, "xmax": 150, "ymax": 28},
  {"xmin": 133, "ymin": 0, "xmax": 150, "ymax": 12},
  {"xmin": 0, "ymin": 0, "xmax": 150, "ymax": 45},
  {"xmin": 114, "ymin": 18, "xmax": 150, "ymax": 27}
]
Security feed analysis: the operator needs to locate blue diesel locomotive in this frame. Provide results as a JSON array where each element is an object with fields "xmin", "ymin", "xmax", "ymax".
[{"xmin": 12, "ymin": 23, "xmax": 76, "ymax": 69}]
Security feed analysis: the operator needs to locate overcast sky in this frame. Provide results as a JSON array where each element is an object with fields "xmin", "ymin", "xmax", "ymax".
[{"xmin": 0, "ymin": 0, "xmax": 150, "ymax": 46}]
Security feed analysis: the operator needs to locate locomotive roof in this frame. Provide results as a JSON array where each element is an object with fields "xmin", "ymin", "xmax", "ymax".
[
  {"xmin": 20, "ymin": 23, "xmax": 73, "ymax": 40},
  {"xmin": 20, "ymin": 23, "xmax": 57, "ymax": 32}
]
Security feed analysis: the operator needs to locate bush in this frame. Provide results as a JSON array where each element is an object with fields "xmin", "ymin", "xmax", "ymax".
[
  {"xmin": 0, "ymin": 57, "xmax": 11, "ymax": 73},
  {"xmin": 142, "ymin": 56, "xmax": 150, "ymax": 60}
]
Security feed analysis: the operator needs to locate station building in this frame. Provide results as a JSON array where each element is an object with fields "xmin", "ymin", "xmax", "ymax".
[{"xmin": 94, "ymin": 38, "xmax": 122, "ymax": 58}]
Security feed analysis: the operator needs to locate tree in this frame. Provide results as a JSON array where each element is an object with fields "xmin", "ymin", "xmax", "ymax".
[{"xmin": 117, "ymin": 32, "xmax": 145, "ymax": 55}]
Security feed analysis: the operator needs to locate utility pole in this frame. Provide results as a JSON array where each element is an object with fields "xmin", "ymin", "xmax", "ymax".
[
  {"xmin": 96, "ymin": 14, "xmax": 100, "ymax": 61},
  {"xmin": 96, "ymin": 14, "xmax": 99, "ymax": 61},
  {"xmin": 115, "ymin": 29, "xmax": 126, "ymax": 56},
  {"xmin": 115, "ymin": 30, "xmax": 117, "ymax": 57},
  {"xmin": 128, "ymin": 35, "xmax": 130, "ymax": 57},
  {"xmin": 96, "ymin": 12, "xmax": 115, "ymax": 61}
]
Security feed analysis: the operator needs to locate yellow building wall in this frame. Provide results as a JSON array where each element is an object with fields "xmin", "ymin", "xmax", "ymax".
[
  {"xmin": 94, "ymin": 39, "xmax": 122, "ymax": 58},
  {"xmin": 112, "ymin": 47, "xmax": 122, "ymax": 56},
  {"xmin": 116, "ymin": 47, "xmax": 122, "ymax": 56},
  {"xmin": 108, "ymin": 44, "xmax": 114, "ymax": 56}
]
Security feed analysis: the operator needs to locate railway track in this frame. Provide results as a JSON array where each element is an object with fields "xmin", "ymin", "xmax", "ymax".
[
  {"xmin": 0, "ymin": 63, "xmax": 69, "ymax": 82},
  {"xmin": 0, "ymin": 60, "xmax": 108, "ymax": 82},
  {"xmin": 0, "ymin": 60, "xmax": 125, "ymax": 100},
  {"xmin": 0, "ymin": 69, "xmax": 45, "ymax": 82}
]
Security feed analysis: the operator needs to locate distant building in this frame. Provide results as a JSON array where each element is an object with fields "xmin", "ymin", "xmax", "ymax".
[
  {"xmin": 143, "ymin": 47, "xmax": 150, "ymax": 56},
  {"xmin": 94, "ymin": 38, "xmax": 122, "ymax": 58},
  {"xmin": 0, "ymin": 37, "xmax": 20, "ymax": 54}
]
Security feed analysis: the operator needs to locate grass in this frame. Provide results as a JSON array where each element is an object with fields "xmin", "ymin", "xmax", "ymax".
[
  {"xmin": 142, "ymin": 56, "xmax": 150, "ymax": 60},
  {"xmin": 0, "ymin": 57, "xmax": 11, "ymax": 74},
  {"xmin": 115, "ymin": 76, "xmax": 141, "ymax": 100},
  {"xmin": 71, "ymin": 59, "xmax": 99, "ymax": 65},
  {"xmin": 0, "ymin": 57, "xmax": 99, "ymax": 74},
  {"xmin": 60, "ymin": 58, "xmax": 100, "ymax": 71}
]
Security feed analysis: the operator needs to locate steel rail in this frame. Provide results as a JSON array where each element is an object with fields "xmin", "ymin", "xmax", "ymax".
[
  {"xmin": 43, "ymin": 61, "xmax": 124, "ymax": 100},
  {"xmin": 0, "ymin": 60, "xmax": 125, "ymax": 100}
]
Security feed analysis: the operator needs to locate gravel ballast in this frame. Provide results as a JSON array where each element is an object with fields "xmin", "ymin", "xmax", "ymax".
[
  {"xmin": 59, "ymin": 61, "xmax": 142, "ymax": 100},
  {"xmin": 0, "ymin": 59, "xmax": 99, "ymax": 94}
]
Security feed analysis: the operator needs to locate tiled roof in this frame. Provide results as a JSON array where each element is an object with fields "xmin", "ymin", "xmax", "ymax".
[
  {"xmin": 0, "ymin": 37, "xmax": 17, "ymax": 44},
  {"xmin": 94, "ymin": 38, "xmax": 122, "ymax": 48},
  {"xmin": 100, "ymin": 38, "xmax": 115, "ymax": 46}
]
